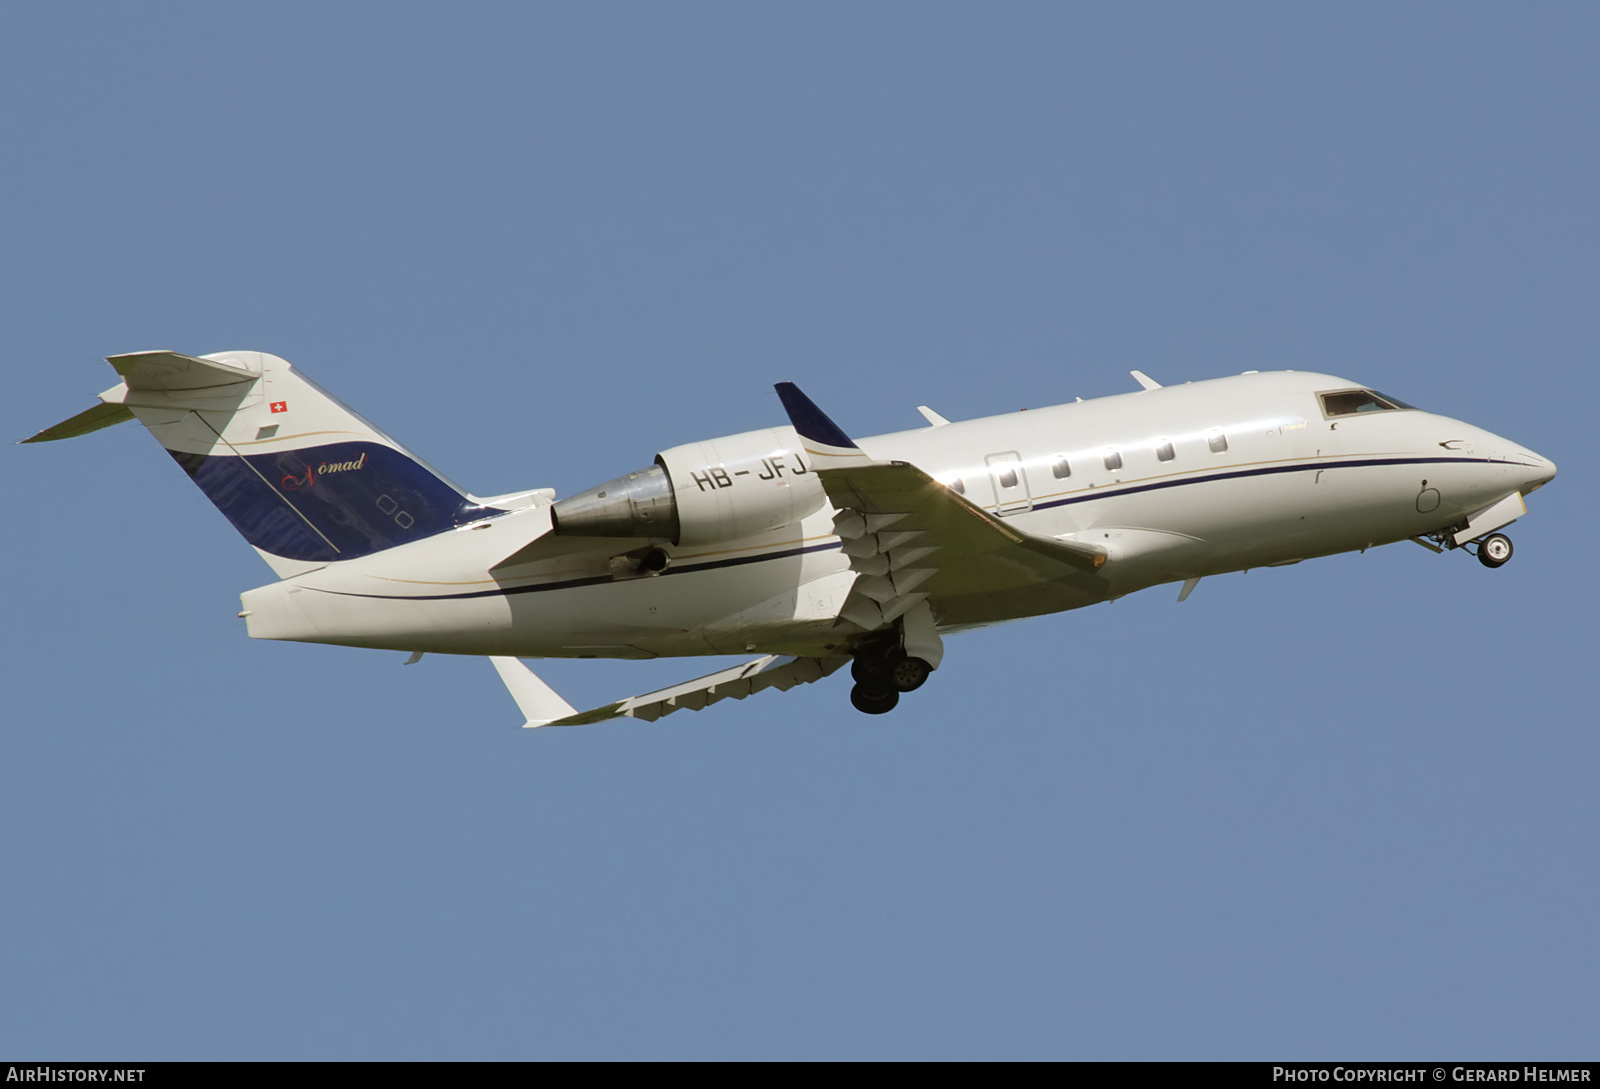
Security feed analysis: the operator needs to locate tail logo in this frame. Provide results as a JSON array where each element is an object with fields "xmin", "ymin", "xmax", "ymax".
[{"xmin": 281, "ymin": 452, "xmax": 367, "ymax": 491}]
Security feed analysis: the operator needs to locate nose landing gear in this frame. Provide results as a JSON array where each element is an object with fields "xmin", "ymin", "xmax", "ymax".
[
  {"xmin": 1476, "ymin": 532, "xmax": 1513, "ymax": 568},
  {"xmin": 1412, "ymin": 527, "xmax": 1517, "ymax": 569}
]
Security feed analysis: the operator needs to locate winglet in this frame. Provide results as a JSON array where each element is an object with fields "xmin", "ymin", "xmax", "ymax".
[
  {"xmin": 774, "ymin": 382, "xmax": 865, "ymax": 461},
  {"xmin": 1130, "ymin": 370, "xmax": 1162, "ymax": 391}
]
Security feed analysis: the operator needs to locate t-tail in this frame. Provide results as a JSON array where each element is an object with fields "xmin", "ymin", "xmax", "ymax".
[{"xmin": 25, "ymin": 351, "xmax": 499, "ymax": 577}]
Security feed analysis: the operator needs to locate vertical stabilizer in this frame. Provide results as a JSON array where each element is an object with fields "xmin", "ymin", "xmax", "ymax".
[{"xmin": 27, "ymin": 351, "xmax": 500, "ymax": 577}]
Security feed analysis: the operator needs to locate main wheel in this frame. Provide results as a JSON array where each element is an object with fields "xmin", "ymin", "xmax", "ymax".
[
  {"xmin": 889, "ymin": 655, "xmax": 932, "ymax": 693},
  {"xmin": 1478, "ymin": 533, "xmax": 1513, "ymax": 568},
  {"xmin": 850, "ymin": 683, "xmax": 900, "ymax": 715}
]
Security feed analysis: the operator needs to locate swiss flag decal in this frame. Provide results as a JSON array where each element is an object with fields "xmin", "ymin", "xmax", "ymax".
[{"xmin": 270, "ymin": 401, "xmax": 287, "ymax": 413}]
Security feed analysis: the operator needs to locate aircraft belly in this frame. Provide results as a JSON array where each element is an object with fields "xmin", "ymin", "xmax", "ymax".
[
  {"xmin": 700, "ymin": 569, "xmax": 857, "ymax": 655},
  {"xmin": 497, "ymin": 544, "xmax": 845, "ymax": 658},
  {"xmin": 243, "ymin": 579, "xmax": 515, "ymax": 653},
  {"xmin": 249, "ymin": 521, "xmax": 850, "ymax": 658}
]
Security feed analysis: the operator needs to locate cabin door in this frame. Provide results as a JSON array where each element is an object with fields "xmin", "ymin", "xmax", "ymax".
[{"xmin": 986, "ymin": 452, "xmax": 1033, "ymax": 515}]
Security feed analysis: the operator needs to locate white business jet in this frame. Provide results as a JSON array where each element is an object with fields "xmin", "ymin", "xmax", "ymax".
[{"xmin": 27, "ymin": 351, "xmax": 1555, "ymax": 725}]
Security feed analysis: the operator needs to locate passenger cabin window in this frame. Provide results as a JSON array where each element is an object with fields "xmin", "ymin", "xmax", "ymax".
[
  {"xmin": 997, "ymin": 468, "xmax": 1018, "ymax": 488},
  {"xmin": 1155, "ymin": 440, "xmax": 1175, "ymax": 462},
  {"xmin": 1051, "ymin": 455, "xmax": 1071, "ymax": 479},
  {"xmin": 1319, "ymin": 389, "xmax": 1419, "ymax": 417},
  {"xmin": 950, "ymin": 477, "xmax": 966, "ymax": 495},
  {"xmin": 1208, "ymin": 430, "xmax": 1228, "ymax": 454},
  {"xmin": 1103, "ymin": 450, "xmax": 1123, "ymax": 472}
]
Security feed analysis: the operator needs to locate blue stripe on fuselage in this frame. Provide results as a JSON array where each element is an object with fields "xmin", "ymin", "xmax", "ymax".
[{"xmin": 1028, "ymin": 454, "xmax": 1503, "ymax": 513}]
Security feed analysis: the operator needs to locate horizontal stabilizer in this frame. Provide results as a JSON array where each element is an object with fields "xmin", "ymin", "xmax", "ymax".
[
  {"xmin": 21, "ymin": 402, "xmax": 135, "ymax": 443},
  {"xmin": 494, "ymin": 654, "xmax": 848, "ymax": 728},
  {"xmin": 108, "ymin": 350, "xmax": 261, "ymax": 391},
  {"xmin": 24, "ymin": 350, "xmax": 260, "ymax": 444}
]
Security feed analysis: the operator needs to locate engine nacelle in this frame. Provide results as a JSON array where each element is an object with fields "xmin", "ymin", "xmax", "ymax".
[
  {"xmin": 551, "ymin": 427, "xmax": 825, "ymax": 546},
  {"xmin": 659, "ymin": 427, "xmax": 824, "ymax": 545}
]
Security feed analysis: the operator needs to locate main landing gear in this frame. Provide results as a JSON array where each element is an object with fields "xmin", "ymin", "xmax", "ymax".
[{"xmin": 848, "ymin": 641, "xmax": 934, "ymax": 716}]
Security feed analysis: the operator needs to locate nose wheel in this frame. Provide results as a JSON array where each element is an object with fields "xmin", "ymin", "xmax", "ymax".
[{"xmin": 1477, "ymin": 532, "xmax": 1513, "ymax": 568}]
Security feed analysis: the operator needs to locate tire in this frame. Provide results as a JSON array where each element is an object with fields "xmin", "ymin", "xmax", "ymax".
[
  {"xmin": 1478, "ymin": 533, "xmax": 1513, "ymax": 568},
  {"xmin": 850, "ymin": 683, "xmax": 900, "ymax": 715},
  {"xmin": 889, "ymin": 656, "xmax": 931, "ymax": 693}
]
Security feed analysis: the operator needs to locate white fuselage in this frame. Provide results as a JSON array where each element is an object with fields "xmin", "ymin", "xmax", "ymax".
[{"xmin": 239, "ymin": 370, "xmax": 1554, "ymax": 659}]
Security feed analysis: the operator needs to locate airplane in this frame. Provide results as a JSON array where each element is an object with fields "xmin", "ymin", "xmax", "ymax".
[{"xmin": 26, "ymin": 350, "xmax": 1556, "ymax": 726}]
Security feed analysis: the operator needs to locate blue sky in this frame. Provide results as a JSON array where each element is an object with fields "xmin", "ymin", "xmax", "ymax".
[{"xmin": 2, "ymin": 3, "xmax": 1595, "ymax": 1059}]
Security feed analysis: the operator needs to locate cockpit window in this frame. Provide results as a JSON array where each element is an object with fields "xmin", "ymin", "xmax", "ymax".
[{"xmin": 1319, "ymin": 389, "xmax": 1419, "ymax": 417}]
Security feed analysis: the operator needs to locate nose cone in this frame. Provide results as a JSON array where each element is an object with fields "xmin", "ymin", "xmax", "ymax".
[
  {"xmin": 1524, "ymin": 451, "xmax": 1557, "ymax": 494},
  {"xmin": 1454, "ymin": 419, "xmax": 1556, "ymax": 498},
  {"xmin": 1503, "ymin": 442, "xmax": 1557, "ymax": 496}
]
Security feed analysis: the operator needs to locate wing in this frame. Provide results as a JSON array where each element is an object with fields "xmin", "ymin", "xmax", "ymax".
[
  {"xmin": 774, "ymin": 382, "xmax": 1108, "ymax": 633},
  {"xmin": 492, "ymin": 653, "xmax": 848, "ymax": 728}
]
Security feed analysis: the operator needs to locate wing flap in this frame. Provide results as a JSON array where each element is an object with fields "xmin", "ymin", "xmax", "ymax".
[{"xmin": 494, "ymin": 654, "xmax": 848, "ymax": 728}]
